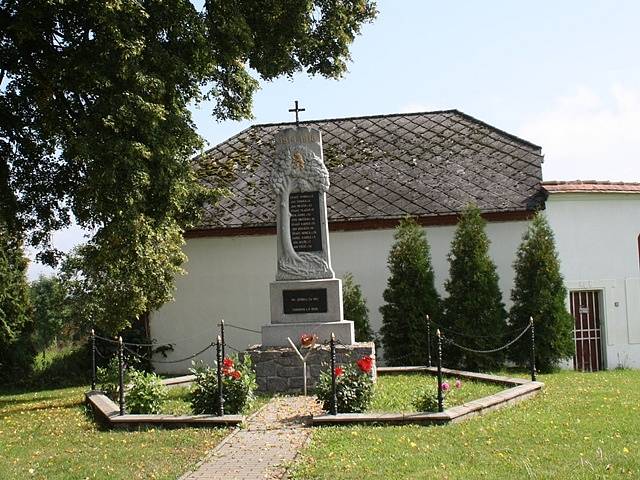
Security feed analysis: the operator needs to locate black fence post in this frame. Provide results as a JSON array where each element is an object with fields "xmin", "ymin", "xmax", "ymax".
[
  {"xmin": 118, "ymin": 336, "xmax": 125, "ymax": 416},
  {"xmin": 426, "ymin": 315, "xmax": 432, "ymax": 368},
  {"xmin": 216, "ymin": 335, "xmax": 224, "ymax": 416},
  {"xmin": 530, "ymin": 317, "xmax": 536, "ymax": 382},
  {"xmin": 330, "ymin": 332, "xmax": 337, "ymax": 416},
  {"xmin": 436, "ymin": 329, "xmax": 443, "ymax": 413},
  {"xmin": 220, "ymin": 319, "xmax": 226, "ymax": 361},
  {"xmin": 91, "ymin": 328, "xmax": 96, "ymax": 391}
]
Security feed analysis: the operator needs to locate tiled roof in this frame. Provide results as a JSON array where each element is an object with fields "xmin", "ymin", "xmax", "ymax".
[
  {"xmin": 193, "ymin": 110, "xmax": 545, "ymax": 230},
  {"xmin": 543, "ymin": 180, "xmax": 640, "ymax": 194}
]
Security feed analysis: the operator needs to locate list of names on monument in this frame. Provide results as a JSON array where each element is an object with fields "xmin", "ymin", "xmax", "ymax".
[
  {"xmin": 289, "ymin": 191, "xmax": 322, "ymax": 252},
  {"xmin": 283, "ymin": 289, "xmax": 328, "ymax": 314}
]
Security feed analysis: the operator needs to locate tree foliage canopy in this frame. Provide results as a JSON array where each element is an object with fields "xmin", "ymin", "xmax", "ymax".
[
  {"xmin": 379, "ymin": 217, "xmax": 442, "ymax": 366},
  {"xmin": 29, "ymin": 275, "xmax": 71, "ymax": 353},
  {"xmin": 0, "ymin": 224, "xmax": 33, "ymax": 380},
  {"xmin": 442, "ymin": 204, "xmax": 507, "ymax": 371},
  {"xmin": 1, "ymin": 0, "xmax": 376, "ymax": 333},
  {"xmin": 508, "ymin": 212, "xmax": 574, "ymax": 372}
]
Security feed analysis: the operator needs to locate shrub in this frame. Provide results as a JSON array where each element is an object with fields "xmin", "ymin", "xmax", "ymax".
[
  {"xmin": 379, "ymin": 217, "xmax": 442, "ymax": 366},
  {"xmin": 315, "ymin": 356, "xmax": 375, "ymax": 413},
  {"xmin": 189, "ymin": 355, "xmax": 257, "ymax": 415},
  {"xmin": 97, "ymin": 356, "xmax": 130, "ymax": 400},
  {"xmin": 126, "ymin": 370, "xmax": 167, "ymax": 414},
  {"xmin": 342, "ymin": 273, "xmax": 374, "ymax": 342},
  {"xmin": 413, "ymin": 378, "xmax": 462, "ymax": 412},
  {"xmin": 442, "ymin": 204, "xmax": 508, "ymax": 370},
  {"xmin": 508, "ymin": 212, "xmax": 575, "ymax": 372}
]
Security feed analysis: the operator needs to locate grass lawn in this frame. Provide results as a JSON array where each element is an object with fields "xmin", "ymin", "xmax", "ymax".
[
  {"xmin": 0, "ymin": 384, "xmax": 268, "ymax": 480},
  {"xmin": 292, "ymin": 370, "xmax": 640, "ymax": 479},
  {"xmin": 370, "ymin": 373, "xmax": 503, "ymax": 412}
]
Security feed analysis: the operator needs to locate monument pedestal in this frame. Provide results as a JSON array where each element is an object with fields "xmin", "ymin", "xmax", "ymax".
[
  {"xmin": 261, "ymin": 320, "xmax": 354, "ymax": 347},
  {"xmin": 243, "ymin": 342, "xmax": 376, "ymax": 393}
]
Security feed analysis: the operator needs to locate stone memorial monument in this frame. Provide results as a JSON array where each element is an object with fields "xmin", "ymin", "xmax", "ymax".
[
  {"xmin": 261, "ymin": 125, "xmax": 355, "ymax": 347},
  {"xmin": 244, "ymin": 103, "xmax": 375, "ymax": 393}
]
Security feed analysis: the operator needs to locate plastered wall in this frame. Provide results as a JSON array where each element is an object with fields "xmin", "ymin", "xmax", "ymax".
[
  {"xmin": 151, "ymin": 220, "xmax": 530, "ymax": 373},
  {"xmin": 546, "ymin": 193, "xmax": 640, "ymax": 369}
]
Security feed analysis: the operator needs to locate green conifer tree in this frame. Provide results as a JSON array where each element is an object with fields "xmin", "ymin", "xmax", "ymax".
[
  {"xmin": 508, "ymin": 213, "xmax": 575, "ymax": 372},
  {"xmin": 342, "ymin": 273, "xmax": 373, "ymax": 342},
  {"xmin": 380, "ymin": 217, "xmax": 442, "ymax": 366},
  {"xmin": 443, "ymin": 204, "xmax": 507, "ymax": 371}
]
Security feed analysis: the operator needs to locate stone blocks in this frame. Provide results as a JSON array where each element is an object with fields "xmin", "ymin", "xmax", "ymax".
[{"xmin": 242, "ymin": 342, "xmax": 376, "ymax": 394}]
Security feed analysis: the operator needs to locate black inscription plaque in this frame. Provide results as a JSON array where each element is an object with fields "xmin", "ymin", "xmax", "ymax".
[
  {"xmin": 289, "ymin": 191, "xmax": 322, "ymax": 252},
  {"xmin": 283, "ymin": 289, "xmax": 328, "ymax": 314}
]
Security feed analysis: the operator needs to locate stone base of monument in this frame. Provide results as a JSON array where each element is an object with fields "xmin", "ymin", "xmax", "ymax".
[
  {"xmin": 242, "ymin": 342, "xmax": 376, "ymax": 394},
  {"xmin": 261, "ymin": 320, "xmax": 354, "ymax": 347}
]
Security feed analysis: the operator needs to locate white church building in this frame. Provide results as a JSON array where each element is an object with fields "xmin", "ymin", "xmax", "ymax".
[{"xmin": 149, "ymin": 110, "xmax": 640, "ymax": 372}]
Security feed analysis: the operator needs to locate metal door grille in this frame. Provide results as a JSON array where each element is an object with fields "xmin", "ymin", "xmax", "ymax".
[{"xmin": 570, "ymin": 290, "xmax": 603, "ymax": 372}]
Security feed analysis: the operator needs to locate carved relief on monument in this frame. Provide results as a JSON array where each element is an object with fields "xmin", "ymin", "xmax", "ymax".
[{"xmin": 270, "ymin": 127, "xmax": 334, "ymax": 281}]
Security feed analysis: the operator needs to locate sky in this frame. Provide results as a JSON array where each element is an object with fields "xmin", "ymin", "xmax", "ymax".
[{"xmin": 28, "ymin": 0, "xmax": 640, "ymax": 278}]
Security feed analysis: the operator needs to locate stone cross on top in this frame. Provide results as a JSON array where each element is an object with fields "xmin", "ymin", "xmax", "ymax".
[{"xmin": 288, "ymin": 100, "xmax": 305, "ymax": 126}]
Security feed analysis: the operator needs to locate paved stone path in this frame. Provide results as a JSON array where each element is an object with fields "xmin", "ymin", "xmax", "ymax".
[{"xmin": 181, "ymin": 396, "xmax": 322, "ymax": 480}]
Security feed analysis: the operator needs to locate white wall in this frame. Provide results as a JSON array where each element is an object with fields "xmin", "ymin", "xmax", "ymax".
[
  {"xmin": 150, "ymin": 220, "xmax": 530, "ymax": 374},
  {"xmin": 546, "ymin": 193, "xmax": 640, "ymax": 369}
]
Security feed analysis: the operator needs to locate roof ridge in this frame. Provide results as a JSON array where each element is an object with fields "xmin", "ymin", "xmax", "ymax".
[
  {"xmin": 251, "ymin": 109, "xmax": 459, "ymax": 129},
  {"xmin": 451, "ymin": 110, "xmax": 542, "ymax": 151},
  {"xmin": 543, "ymin": 180, "xmax": 640, "ymax": 186}
]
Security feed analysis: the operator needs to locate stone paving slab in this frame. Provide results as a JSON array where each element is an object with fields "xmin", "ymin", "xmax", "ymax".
[{"xmin": 181, "ymin": 396, "xmax": 322, "ymax": 480}]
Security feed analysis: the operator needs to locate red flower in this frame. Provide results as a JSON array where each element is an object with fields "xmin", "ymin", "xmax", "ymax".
[
  {"xmin": 223, "ymin": 357, "xmax": 234, "ymax": 368},
  {"xmin": 356, "ymin": 356, "xmax": 374, "ymax": 374},
  {"xmin": 334, "ymin": 366, "xmax": 344, "ymax": 377},
  {"xmin": 222, "ymin": 366, "xmax": 233, "ymax": 375},
  {"xmin": 230, "ymin": 370, "xmax": 241, "ymax": 380},
  {"xmin": 300, "ymin": 333, "xmax": 316, "ymax": 348}
]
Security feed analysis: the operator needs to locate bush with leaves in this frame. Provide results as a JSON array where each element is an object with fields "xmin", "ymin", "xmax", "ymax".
[
  {"xmin": 442, "ymin": 204, "xmax": 508, "ymax": 371},
  {"xmin": 508, "ymin": 212, "xmax": 575, "ymax": 372},
  {"xmin": 126, "ymin": 370, "xmax": 167, "ymax": 414},
  {"xmin": 315, "ymin": 355, "xmax": 375, "ymax": 413},
  {"xmin": 97, "ymin": 356, "xmax": 130, "ymax": 401},
  {"xmin": 413, "ymin": 378, "xmax": 462, "ymax": 412},
  {"xmin": 342, "ymin": 273, "xmax": 374, "ymax": 342},
  {"xmin": 189, "ymin": 355, "xmax": 257, "ymax": 415},
  {"xmin": 379, "ymin": 217, "xmax": 442, "ymax": 365}
]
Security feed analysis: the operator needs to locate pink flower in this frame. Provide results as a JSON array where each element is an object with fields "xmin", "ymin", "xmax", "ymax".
[
  {"xmin": 441, "ymin": 382, "xmax": 450, "ymax": 392},
  {"xmin": 455, "ymin": 379, "xmax": 462, "ymax": 389}
]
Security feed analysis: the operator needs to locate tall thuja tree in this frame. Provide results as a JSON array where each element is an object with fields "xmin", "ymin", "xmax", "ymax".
[
  {"xmin": 443, "ymin": 204, "xmax": 507, "ymax": 371},
  {"xmin": 0, "ymin": 224, "xmax": 34, "ymax": 381},
  {"xmin": 508, "ymin": 213, "xmax": 574, "ymax": 372},
  {"xmin": 342, "ymin": 272, "xmax": 373, "ymax": 342},
  {"xmin": 380, "ymin": 217, "xmax": 442, "ymax": 366},
  {"xmin": 0, "ymin": 0, "xmax": 377, "ymax": 333}
]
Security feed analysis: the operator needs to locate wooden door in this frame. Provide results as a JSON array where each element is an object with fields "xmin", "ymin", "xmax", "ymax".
[{"xmin": 570, "ymin": 290, "xmax": 603, "ymax": 371}]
